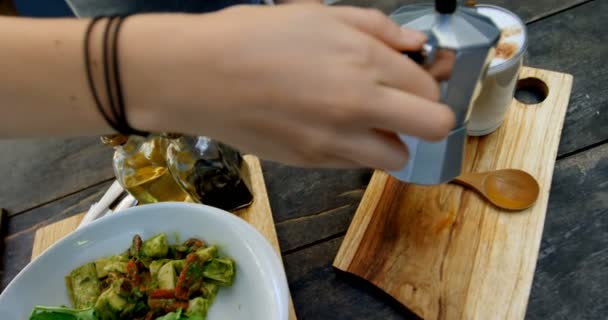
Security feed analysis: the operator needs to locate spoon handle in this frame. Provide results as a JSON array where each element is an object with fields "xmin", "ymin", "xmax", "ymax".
[{"xmin": 451, "ymin": 173, "xmax": 485, "ymax": 190}]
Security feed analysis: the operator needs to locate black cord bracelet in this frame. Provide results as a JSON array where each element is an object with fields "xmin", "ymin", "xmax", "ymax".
[
  {"xmin": 85, "ymin": 17, "xmax": 118, "ymax": 131},
  {"xmin": 111, "ymin": 16, "xmax": 148, "ymax": 136},
  {"xmin": 85, "ymin": 16, "xmax": 148, "ymax": 137},
  {"xmin": 102, "ymin": 17, "xmax": 122, "ymax": 128}
]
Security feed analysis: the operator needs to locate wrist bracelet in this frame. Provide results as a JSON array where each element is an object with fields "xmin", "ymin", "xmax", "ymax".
[{"xmin": 85, "ymin": 16, "xmax": 148, "ymax": 136}]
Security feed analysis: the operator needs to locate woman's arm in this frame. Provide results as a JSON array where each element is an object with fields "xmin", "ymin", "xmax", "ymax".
[
  {"xmin": 0, "ymin": 5, "xmax": 454, "ymax": 170},
  {"xmin": 0, "ymin": 16, "xmax": 112, "ymax": 137}
]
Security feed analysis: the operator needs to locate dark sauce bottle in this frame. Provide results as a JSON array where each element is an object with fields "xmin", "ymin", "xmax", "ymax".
[{"xmin": 165, "ymin": 134, "xmax": 253, "ymax": 212}]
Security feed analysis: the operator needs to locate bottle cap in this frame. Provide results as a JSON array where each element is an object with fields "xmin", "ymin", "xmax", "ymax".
[
  {"xmin": 100, "ymin": 134, "xmax": 128, "ymax": 146},
  {"xmin": 435, "ymin": 0, "xmax": 456, "ymax": 14}
]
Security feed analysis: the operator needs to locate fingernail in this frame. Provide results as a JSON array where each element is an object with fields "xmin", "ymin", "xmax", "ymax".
[
  {"xmin": 402, "ymin": 29, "xmax": 427, "ymax": 45},
  {"xmin": 412, "ymin": 31, "xmax": 427, "ymax": 44}
]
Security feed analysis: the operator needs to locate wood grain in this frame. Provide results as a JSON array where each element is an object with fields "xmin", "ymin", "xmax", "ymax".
[
  {"xmin": 334, "ymin": 67, "xmax": 573, "ymax": 319},
  {"xmin": 235, "ymin": 156, "xmax": 298, "ymax": 320},
  {"xmin": 1, "ymin": 181, "xmax": 111, "ymax": 290},
  {"xmin": 0, "ymin": 137, "xmax": 114, "ymax": 215},
  {"xmin": 525, "ymin": 143, "xmax": 608, "ymax": 319},
  {"xmin": 524, "ymin": 0, "xmax": 608, "ymax": 156},
  {"xmin": 263, "ymin": 162, "xmax": 371, "ymax": 222},
  {"xmin": 276, "ymin": 201, "xmax": 360, "ymax": 253},
  {"xmin": 31, "ymin": 213, "xmax": 83, "ymax": 260},
  {"xmin": 285, "ymin": 237, "xmax": 417, "ymax": 320},
  {"xmin": 282, "ymin": 138, "xmax": 608, "ymax": 320},
  {"xmin": 30, "ymin": 155, "xmax": 297, "ymax": 320},
  {"xmin": 235, "ymin": 156, "xmax": 286, "ymax": 254}
]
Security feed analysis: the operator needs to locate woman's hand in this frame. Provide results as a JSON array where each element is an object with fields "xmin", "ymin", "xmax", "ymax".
[{"xmin": 122, "ymin": 5, "xmax": 454, "ymax": 170}]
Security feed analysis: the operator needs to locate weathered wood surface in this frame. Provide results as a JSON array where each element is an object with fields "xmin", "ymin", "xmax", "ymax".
[
  {"xmin": 282, "ymin": 144, "xmax": 608, "ymax": 320},
  {"xmin": 334, "ymin": 67, "xmax": 573, "ymax": 320},
  {"xmin": 263, "ymin": 163, "xmax": 370, "ymax": 223},
  {"xmin": 525, "ymin": 143, "xmax": 608, "ymax": 319},
  {"xmin": 1, "ymin": 0, "xmax": 607, "ymax": 319},
  {"xmin": 1, "ymin": 181, "xmax": 110, "ymax": 289},
  {"xmin": 0, "ymin": 138, "xmax": 114, "ymax": 215},
  {"xmin": 524, "ymin": 0, "xmax": 608, "ymax": 156},
  {"xmin": 284, "ymin": 237, "xmax": 412, "ymax": 320}
]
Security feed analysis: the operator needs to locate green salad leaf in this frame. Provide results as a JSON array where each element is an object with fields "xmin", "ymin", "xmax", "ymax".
[{"xmin": 29, "ymin": 306, "xmax": 97, "ymax": 320}]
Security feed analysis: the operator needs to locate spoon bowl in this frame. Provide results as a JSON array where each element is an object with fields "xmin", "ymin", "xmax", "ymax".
[{"xmin": 452, "ymin": 169, "xmax": 540, "ymax": 211}]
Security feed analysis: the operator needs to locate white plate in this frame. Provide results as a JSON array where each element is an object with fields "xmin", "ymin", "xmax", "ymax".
[{"xmin": 0, "ymin": 202, "xmax": 289, "ymax": 320}]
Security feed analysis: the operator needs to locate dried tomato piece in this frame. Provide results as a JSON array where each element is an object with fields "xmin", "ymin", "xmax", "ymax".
[
  {"xmin": 175, "ymin": 253, "xmax": 205, "ymax": 300},
  {"xmin": 149, "ymin": 289, "xmax": 175, "ymax": 299},
  {"xmin": 126, "ymin": 259, "xmax": 141, "ymax": 287}
]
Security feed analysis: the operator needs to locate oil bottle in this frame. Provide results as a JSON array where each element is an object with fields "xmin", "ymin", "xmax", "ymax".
[{"xmin": 101, "ymin": 134, "xmax": 191, "ymax": 204}]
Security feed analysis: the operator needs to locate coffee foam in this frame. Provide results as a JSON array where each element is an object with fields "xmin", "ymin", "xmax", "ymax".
[{"xmin": 477, "ymin": 5, "xmax": 526, "ymax": 70}]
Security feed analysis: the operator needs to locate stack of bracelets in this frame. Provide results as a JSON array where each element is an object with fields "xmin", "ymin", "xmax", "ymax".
[{"xmin": 84, "ymin": 16, "xmax": 148, "ymax": 136}]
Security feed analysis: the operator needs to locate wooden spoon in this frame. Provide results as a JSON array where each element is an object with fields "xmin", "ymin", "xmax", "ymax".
[{"xmin": 452, "ymin": 169, "xmax": 540, "ymax": 211}]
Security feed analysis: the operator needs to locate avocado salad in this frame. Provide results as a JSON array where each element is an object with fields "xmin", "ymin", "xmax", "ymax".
[{"xmin": 29, "ymin": 233, "xmax": 236, "ymax": 320}]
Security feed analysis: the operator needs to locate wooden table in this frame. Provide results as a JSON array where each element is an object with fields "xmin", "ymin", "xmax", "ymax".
[{"xmin": 1, "ymin": 0, "xmax": 606, "ymax": 319}]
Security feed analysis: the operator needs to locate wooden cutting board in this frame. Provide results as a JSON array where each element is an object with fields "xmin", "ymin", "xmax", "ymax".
[
  {"xmin": 334, "ymin": 67, "xmax": 573, "ymax": 320},
  {"xmin": 31, "ymin": 155, "xmax": 297, "ymax": 320}
]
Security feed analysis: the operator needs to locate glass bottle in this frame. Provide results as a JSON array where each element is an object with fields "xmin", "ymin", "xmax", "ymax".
[
  {"xmin": 165, "ymin": 135, "xmax": 253, "ymax": 212},
  {"xmin": 101, "ymin": 134, "xmax": 191, "ymax": 204}
]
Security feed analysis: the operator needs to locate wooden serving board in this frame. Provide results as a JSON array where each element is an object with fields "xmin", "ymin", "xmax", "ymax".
[
  {"xmin": 333, "ymin": 67, "xmax": 573, "ymax": 320},
  {"xmin": 31, "ymin": 155, "xmax": 297, "ymax": 320}
]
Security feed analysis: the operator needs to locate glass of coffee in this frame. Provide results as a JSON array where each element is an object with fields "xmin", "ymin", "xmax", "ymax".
[{"xmin": 467, "ymin": 5, "xmax": 528, "ymax": 136}]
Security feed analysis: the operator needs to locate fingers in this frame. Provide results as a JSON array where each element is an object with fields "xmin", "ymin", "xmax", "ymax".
[
  {"xmin": 330, "ymin": 8, "xmax": 451, "ymax": 141},
  {"xmin": 230, "ymin": 117, "xmax": 365, "ymax": 169},
  {"xmin": 329, "ymin": 6, "xmax": 426, "ymax": 51},
  {"xmin": 327, "ymin": 7, "xmax": 439, "ymax": 101},
  {"xmin": 369, "ymin": 39, "xmax": 440, "ymax": 101},
  {"xmin": 334, "ymin": 129, "xmax": 409, "ymax": 170},
  {"xmin": 426, "ymin": 49, "xmax": 456, "ymax": 81},
  {"xmin": 365, "ymin": 86, "xmax": 455, "ymax": 141}
]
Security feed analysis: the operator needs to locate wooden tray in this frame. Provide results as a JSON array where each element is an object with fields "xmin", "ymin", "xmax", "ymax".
[
  {"xmin": 333, "ymin": 67, "xmax": 573, "ymax": 319},
  {"xmin": 31, "ymin": 155, "xmax": 297, "ymax": 320}
]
